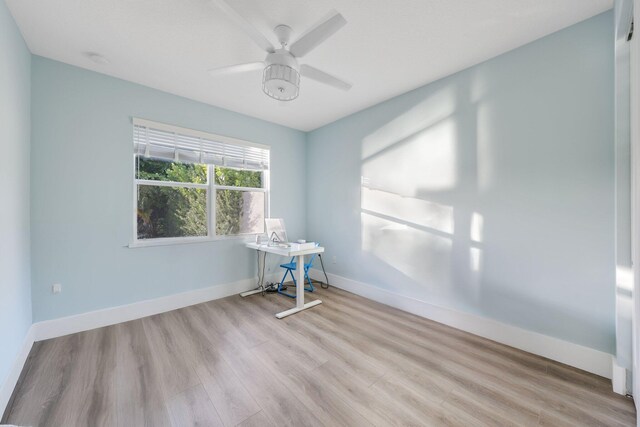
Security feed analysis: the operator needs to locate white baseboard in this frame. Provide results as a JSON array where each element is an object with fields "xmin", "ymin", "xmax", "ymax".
[
  {"xmin": 309, "ymin": 269, "xmax": 615, "ymax": 381},
  {"xmin": 611, "ymin": 358, "xmax": 630, "ymax": 395},
  {"xmin": 1, "ymin": 274, "xmax": 278, "ymax": 418},
  {"xmin": 0, "ymin": 327, "xmax": 35, "ymax": 419},
  {"xmin": 1, "ymin": 270, "xmax": 620, "ymax": 418},
  {"xmin": 32, "ymin": 275, "xmax": 279, "ymax": 342}
]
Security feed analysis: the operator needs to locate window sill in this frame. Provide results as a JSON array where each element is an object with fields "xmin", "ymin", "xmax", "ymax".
[{"xmin": 128, "ymin": 234, "xmax": 259, "ymax": 248}]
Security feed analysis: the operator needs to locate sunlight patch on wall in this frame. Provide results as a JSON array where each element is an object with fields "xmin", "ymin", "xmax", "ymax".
[
  {"xmin": 616, "ymin": 265, "xmax": 633, "ymax": 293},
  {"xmin": 362, "ymin": 86, "xmax": 457, "ymax": 160},
  {"xmin": 470, "ymin": 247, "xmax": 482, "ymax": 272},
  {"xmin": 615, "ymin": 265, "xmax": 633, "ymax": 369},
  {"xmin": 361, "ymin": 211, "xmax": 452, "ymax": 286},
  {"xmin": 470, "ymin": 212, "xmax": 483, "ymax": 243},
  {"xmin": 361, "ymin": 186, "xmax": 454, "ymax": 234},
  {"xmin": 469, "ymin": 212, "xmax": 483, "ymax": 275},
  {"xmin": 362, "ymin": 118, "xmax": 458, "ymax": 193}
]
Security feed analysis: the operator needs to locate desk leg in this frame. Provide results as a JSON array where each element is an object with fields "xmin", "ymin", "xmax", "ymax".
[
  {"xmin": 276, "ymin": 254, "xmax": 322, "ymax": 318},
  {"xmin": 296, "ymin": 254, "xmax": 305, "ymax": 308}
]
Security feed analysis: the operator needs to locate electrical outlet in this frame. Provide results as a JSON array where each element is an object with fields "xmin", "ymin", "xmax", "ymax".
[
  {"xmin": 332, "ymin": 256, "xmax": 337, "ymax": 264},
  {"xmin": 52, "ymin": 283, "xmax": 62, "ymax": 294}
]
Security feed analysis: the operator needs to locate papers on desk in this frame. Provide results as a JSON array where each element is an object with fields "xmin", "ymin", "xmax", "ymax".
[
  {"xmin": 288, "ymin": 242, "xmax": 317, "ymax": 251},
  {"xmin": 268, "ymin": 243, "xmax": 290, "ymax": 248},
  {"xmin": 266, "ymin": 241, "xmax": 317, "ymax": 250}
]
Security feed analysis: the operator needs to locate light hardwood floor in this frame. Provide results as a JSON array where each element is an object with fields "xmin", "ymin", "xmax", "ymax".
[{"xmin": 2, "ymin": 285, "xmax": 636, "ymax": 426}]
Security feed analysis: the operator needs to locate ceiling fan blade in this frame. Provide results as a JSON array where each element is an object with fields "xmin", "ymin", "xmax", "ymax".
[
  {"xmin": 289, "ymin": 11, "xmax": 346, "ymax": 58},
  {"xmin": 208, "ymin": 62, "xmax": 264, "ymax": 76},
  {"xmin": 300, "ymin": 64, "xmax": 352, "ymax": 91},
  {"xmin": 209, "ymin": 0, "xmax": 275, "ymax": 53}
]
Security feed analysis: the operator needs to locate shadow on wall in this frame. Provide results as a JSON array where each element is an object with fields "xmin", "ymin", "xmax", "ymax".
[
  {"xmin": 358, "ymin": 64, "xmax": 613, "ymax": 348},
  {"xmin": 360, "ymin": 72, "xmax": 481, "ymax": 296}
]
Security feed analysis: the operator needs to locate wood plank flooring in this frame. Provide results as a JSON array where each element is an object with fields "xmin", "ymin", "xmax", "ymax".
[{"xmin": 2, "ymin": 285, "xmax": 636, "ymax": 426}]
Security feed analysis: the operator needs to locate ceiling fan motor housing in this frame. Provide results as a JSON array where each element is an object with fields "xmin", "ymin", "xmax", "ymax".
[{"xmin": 263, "ymin": 49, "xmax": 300, "ymax": 101}]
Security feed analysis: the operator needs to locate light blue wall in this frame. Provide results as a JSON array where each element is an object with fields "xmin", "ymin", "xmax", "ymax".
[
  {"xmin": 31, "ymin": 57, "xmax": 306, "ymax": 321},
  {"xmin": 0, "ymin": 0, "xmax": 32, "ymax": 393},
  {"xmin": 28, "ymin": 11, "xmax": 617, "ymax": 355},
  {"xmin": 306, "ymin": 12, "xmax": 615, "ymax": 353}
]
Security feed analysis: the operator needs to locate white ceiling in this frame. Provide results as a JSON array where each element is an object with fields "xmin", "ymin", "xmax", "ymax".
[{"xmin": 7, "ymin": 0, "xmax": 612, "ymax": 131}]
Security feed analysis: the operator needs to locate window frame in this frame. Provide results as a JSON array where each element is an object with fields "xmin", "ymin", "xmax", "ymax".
[{"xmin": 130, "ymin": 157, "xmax": 270, "ymax": 248}]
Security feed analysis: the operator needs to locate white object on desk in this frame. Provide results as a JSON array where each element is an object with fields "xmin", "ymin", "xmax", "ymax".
[
  {"xmin": 244, "ymin": 242, "xmax": 325, "ymax": 318},
  {"xmin": 265, "ymin": 218, "xmax": 288, "ymax": 245},
  {"xmin": 289, "ymin": 242, "xmax": 317, "ymax": 251}
]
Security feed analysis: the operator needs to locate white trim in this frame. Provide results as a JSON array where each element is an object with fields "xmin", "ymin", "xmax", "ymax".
[
  {"xmin": 208, "ymin": 167, "xmax": 215, "ymax": 240},
  {"xmin": 0, "ymin": 274, "xmax": 277, "ymax": 417},
  {"xmin": 128, "ymin": 234, "xmax": 258, "ymax": 248},
  {"xmin": 616, "ymin": 0, "xmax": 634, "ymax": 41},
  {"xmin": 214, "ymin": 184, "xmax": 266, "ymax": 192},
  {"xmin": 136, "ymin": 179, "xmax": 209, "ymax": 189},
  {"xmin": 135, "ymin": 181, "xmax": 266, "ymax": 193},
  {"xmin": 1, "ymin": 271, "xmax": 621, "ymax": 418},
  {"xmin": 612, "ymin": 358, "xmax": 629, "ymax": 395},
  {"xmin": 132, "ymin": 152, "xmax": 137, "ymax": 245},
  {"xmin": 632, "ymin": 0, "xmax": 640, "ymax": 409},
  {"xmin": 132, "ymin": 117, "xmax": 270, "ymax": 150},
  {"xmin": 0, "ymin": 327, "xmax": 36, "ymax": 418},
  {"xmin": 133, "ymin": 158, "xmax": 269, "ymax": 246},
  {"xmin": 309, "ymin": 269, "xmax": 615, "ymax": 380},
  {"xmin": 31, "ymin": 274, "xmax": 279, "ymax": 342}
]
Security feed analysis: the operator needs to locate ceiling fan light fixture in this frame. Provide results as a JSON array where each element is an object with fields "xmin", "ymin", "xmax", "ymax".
[
  {"xmin": 262, "ymin": 63, "xmax": 300, "ymax": 101},
  {"xmin": 209, "ymin": 1, "xmax": 350, "ymax": 100}
]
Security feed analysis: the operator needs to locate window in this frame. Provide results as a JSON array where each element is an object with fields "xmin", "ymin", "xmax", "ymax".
[{"xmin": 132, "ymin": 118, "xmax": 269, "ymax": 244}]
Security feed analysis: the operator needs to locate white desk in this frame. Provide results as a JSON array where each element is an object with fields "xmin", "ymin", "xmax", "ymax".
[{"xmin": 244, "ymin": 242, "xmax": 324, "ymax": 318}]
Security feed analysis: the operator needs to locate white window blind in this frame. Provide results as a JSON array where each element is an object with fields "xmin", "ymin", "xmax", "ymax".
[{"xmin": 133, "ymin": 118, "xmax": 270, "ymax": 170}]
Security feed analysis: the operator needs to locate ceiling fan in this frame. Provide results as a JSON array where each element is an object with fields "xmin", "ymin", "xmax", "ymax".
[{"xmin": 208, "ymin": 0, "xmax": 352, "ymax": 101}]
